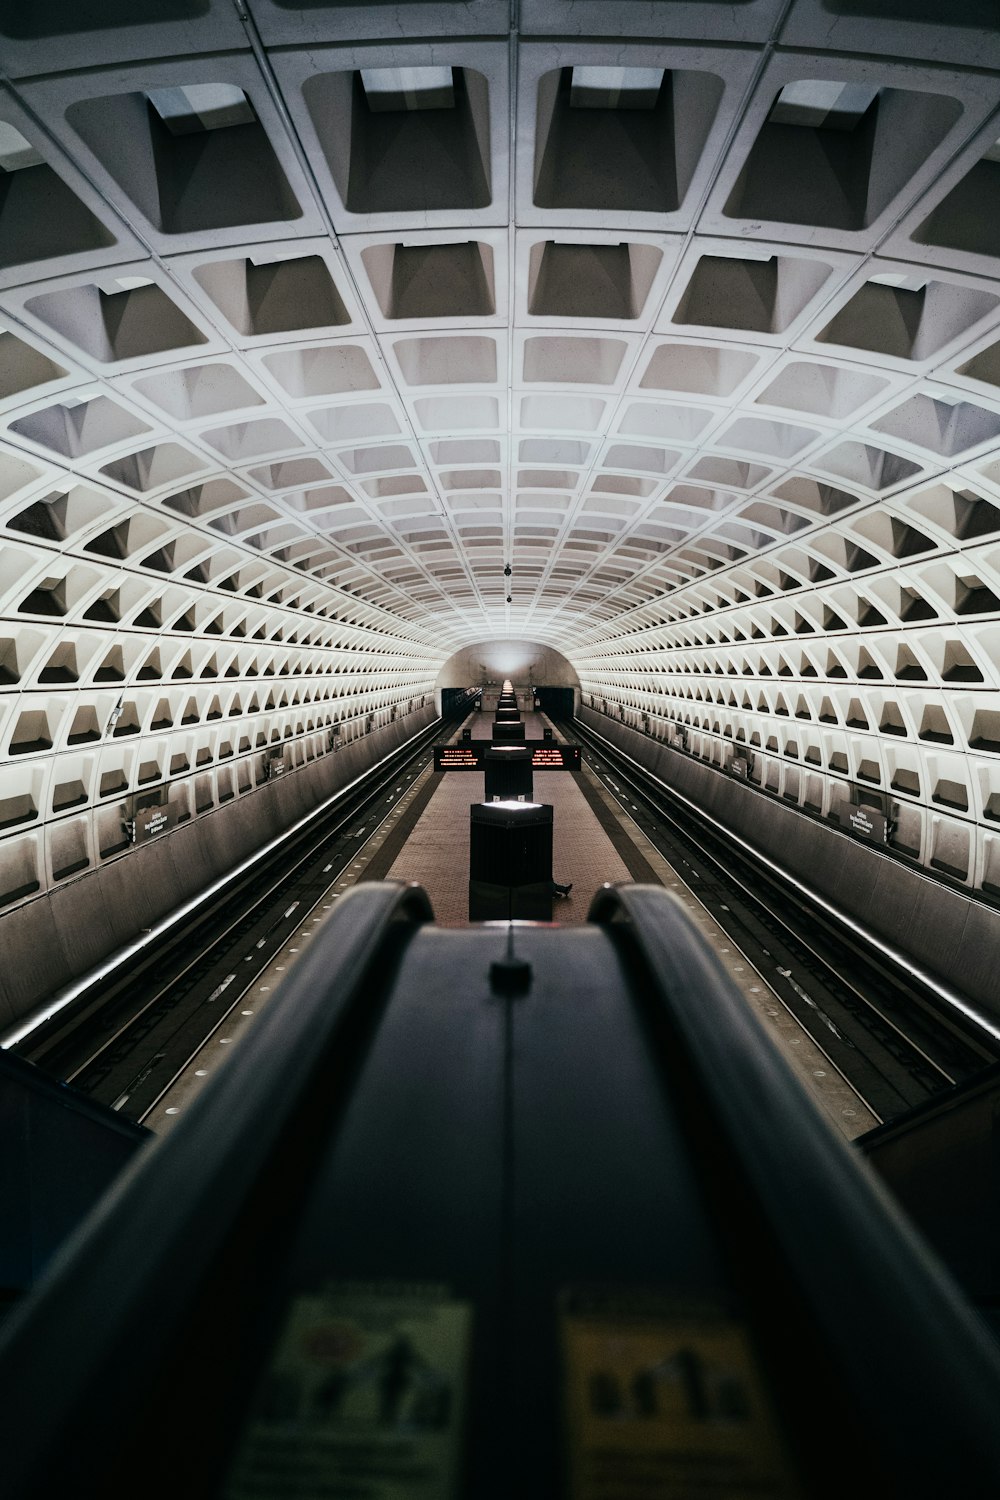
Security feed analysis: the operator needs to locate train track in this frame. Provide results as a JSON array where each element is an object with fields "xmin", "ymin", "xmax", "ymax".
[
  {"xmin": 560, "ymin": 716, "xmax": 1000, "ymax": 1127},
  {"xmin": 14, "ymin": 705, "xmax": 996, "ymax": 1133},
  {"xmin": 11, "ymin": 713, "xmax": 464, "ymax": 1122}
]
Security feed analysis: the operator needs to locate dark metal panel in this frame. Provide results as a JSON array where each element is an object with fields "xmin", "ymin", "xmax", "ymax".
[{"xmin": 0, "ymin": 1048, "xmax": 147, "ymax": 1295}]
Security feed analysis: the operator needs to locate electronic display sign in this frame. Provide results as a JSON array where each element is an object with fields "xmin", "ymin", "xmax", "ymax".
[
  {"xmin": 434, "ymin": 742, "xmax": 582, "ymax": 772},
  {"xmin": 530, "ymin": 746, "xmax": 580, "ymax": 768},
  {"xmin": 436, "ymin": 747, "xmax": 482, "ymax": 770}
]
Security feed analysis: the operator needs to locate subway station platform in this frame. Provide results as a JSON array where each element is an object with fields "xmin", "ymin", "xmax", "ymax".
[
  {"xmin": 148, "ymin": 713, "xmax": 876, "ymax": 1142},
  {"xmin": 385, "ymin": 710, "xmax": 630, "ymax": 925},
  {"xmin": 364, "ymin": 713, "xmax": 876, "ymax": 1139}
]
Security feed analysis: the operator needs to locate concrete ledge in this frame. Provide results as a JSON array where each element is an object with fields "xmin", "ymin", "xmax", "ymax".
[
  {"xmin": 0, "ymin": 709, "xmax": 436, "ymax": 1029},
  {"xmin": 579, "ymin": 708, "xmax": 1000, "ymax": 1022}
]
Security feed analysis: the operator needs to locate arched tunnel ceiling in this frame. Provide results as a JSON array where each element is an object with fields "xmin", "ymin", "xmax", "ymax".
[{"xmin": 2, "ymin": 0, "xmax": 1000, "ymax": 910}]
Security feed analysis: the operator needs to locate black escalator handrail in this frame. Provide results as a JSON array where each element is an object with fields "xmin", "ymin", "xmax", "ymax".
[
  {"xmin": 0, "ymin": 879, "xmax": 433, "ymax": 1497},
  {"xmin": 589, "ymin": 881, "xmax": 1000, "ymax": 1486}
]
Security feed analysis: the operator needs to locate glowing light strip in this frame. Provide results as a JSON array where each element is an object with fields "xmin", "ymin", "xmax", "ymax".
[
  {"xmin": 1, "ymin": 723, "xmax": 438, "ymax": 1049},
  {"xmin": 582, "ymin": 718, "xmax": 1000, "ymax": 1046}
]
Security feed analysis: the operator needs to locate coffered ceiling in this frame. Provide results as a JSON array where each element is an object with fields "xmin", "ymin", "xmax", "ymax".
[{"xmin": 2, "ymin": 0, "xmax": 1000, "ymax": 913}]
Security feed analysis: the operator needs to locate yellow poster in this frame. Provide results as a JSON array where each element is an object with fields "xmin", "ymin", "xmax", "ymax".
[
  {"xmin": 226, "ymin": 1283, "xmax": 471, "ymax": 1500},
  {"xmin": 562, "ymin": 1294, "xmax": 800, "ymax": 1500}
]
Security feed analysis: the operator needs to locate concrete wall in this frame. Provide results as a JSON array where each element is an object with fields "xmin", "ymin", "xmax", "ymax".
[
  {"xmin": 0, "ymin": 707, "xmax": 436, "ymax": 1033},
  {"xmin": 579, "ymin": 707, "xmax": 1000, "ymax": 1024}
]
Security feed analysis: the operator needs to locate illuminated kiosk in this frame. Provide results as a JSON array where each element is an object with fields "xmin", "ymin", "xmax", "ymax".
[
  {"xmin": 483, "ymin": 746, "xmax": 533, "ymax": 802},
  {"xmin": 469, "ymin": 801, "xmax": 553, "ymax": 921}
]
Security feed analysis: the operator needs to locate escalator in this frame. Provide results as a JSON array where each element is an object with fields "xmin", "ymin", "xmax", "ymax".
[{"xmin": 1, "ymin": 881, "xmax": 999, "ymax": 1498}]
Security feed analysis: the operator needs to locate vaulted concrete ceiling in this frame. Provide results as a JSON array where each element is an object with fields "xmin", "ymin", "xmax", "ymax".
[{"xmin": 2, "ymin": 0, "xmax": 1000, "ymax": 918}]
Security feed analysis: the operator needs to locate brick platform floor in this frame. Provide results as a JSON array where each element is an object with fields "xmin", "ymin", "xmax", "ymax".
[{"xmin": 385, "ymin": 767, "xmax": 631, "ymax": 925}]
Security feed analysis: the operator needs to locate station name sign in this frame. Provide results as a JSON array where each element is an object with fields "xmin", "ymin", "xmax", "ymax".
[
  {"xmin": 266, "ymin": 753, "xmax": 291, "ymax": 779},
  {"xmin": 837, "ymin": 803, "xmax": 889, "ymax": 844},
  {"xmin": 435, "ymin": 742, "xmax": 582, "ymax": 772},
  {"xmin": 132, "ymin": 803, "xmax": 176, "ymax": 844}
]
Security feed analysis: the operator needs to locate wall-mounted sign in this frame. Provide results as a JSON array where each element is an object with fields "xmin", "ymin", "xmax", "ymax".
[
  {"xmin": 730, "ymin": 756, "xmax": 751, "ymax": 781},
  {"xmin": 132, "ymin": 803, "xmax": 176, "ymax": 844},
  {"xmin": 837, "ymin": 803, "xmax": 888, "ymax": 844},
  {"xmin": 266, "ymin": 753, "xmax": 290, "ymax": 780},
  {"xmin": 434, "ymin": 743, "xmax": 581, "ymax": 772}
]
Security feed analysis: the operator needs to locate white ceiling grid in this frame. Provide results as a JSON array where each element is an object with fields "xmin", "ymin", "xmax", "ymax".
[{"xmin": 1, "ymin": 0, "xmax": 1000, "ymax": 915}]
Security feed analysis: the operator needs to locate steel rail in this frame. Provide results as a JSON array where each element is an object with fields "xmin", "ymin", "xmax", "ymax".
[
  {"xmin": 5, "ymin": 712, "xmax": 460, "ymax": 1073},
  {"xmin": 568, "ymin": 716, "xmax": 1000, "ymax": 1112}
]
